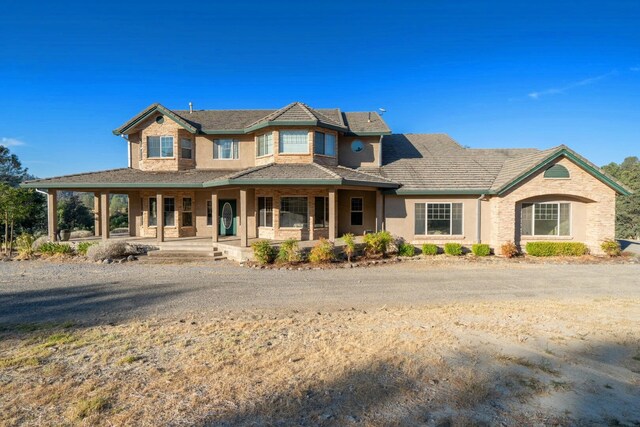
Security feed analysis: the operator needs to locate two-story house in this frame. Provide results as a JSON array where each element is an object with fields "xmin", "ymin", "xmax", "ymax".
[{"xmin": 24, "ymin": 101, "xmax": 630, "ymax": 257}]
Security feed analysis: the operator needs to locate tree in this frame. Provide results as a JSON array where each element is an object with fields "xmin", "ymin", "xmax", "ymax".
[
  {"xmin": 57, "ymin": 194, "xmax": 94, "ymax": 231},
  {"xmin": 602, "ymin": 156, "xmax": 640, "ymax": 240},
  {"xmin": 0, "ymin": 146, "xmax": 28, "ymax": 187},
  {"xmin": 0, "ymin": 184, "xmax": 31, "ymax": 255}
]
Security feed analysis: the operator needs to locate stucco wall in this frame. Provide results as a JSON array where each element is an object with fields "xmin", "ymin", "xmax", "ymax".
[
  {"xmin": 337, "ymin": 189, "xmax": 377, "ymax": 236},
  {"xmin": 338, "ymin": 136, "xmax": 381, "ymax": 168},
  {"xmin": 194, "ymin": 134, "xmax": 256, "ymax": 170}
]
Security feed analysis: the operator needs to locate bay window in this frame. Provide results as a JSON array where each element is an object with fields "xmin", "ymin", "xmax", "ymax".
[
  {"xmin": 521, "ymin": 202, "xmax": 570, "ymax": 236},
  {"xmin": 147, "ymin": 136, "xmax": 174, "ymax": 158},
  {"xmin": 180, "ymin": 138, "xmax": 193, "ymax": 159},
  {"xmin": 257, "ymin": 132, "xmax": 273, "ymax": 157},
  {"xmin": 279, "ymin": 130, "xmax": 308, "ymax": 154},
  {"xmin": 314, "ymin": 132, "xmax": 336, "ymax": 156}
]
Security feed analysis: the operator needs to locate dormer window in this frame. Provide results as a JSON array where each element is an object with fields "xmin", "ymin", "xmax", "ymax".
[
  {"xmin": 257, "ymin": 132, "xmax": 273, "ymax": 157},
  {"xmin": 147, "ymin": 136, "xmax": 173, "ymax": 158},
  {"xmin": 214, "ymin": 139, "xmax": 239, "ymax": 160},
  {"xmin": 279, "ymin": 130, "xmax": 309, "ymax": 154},
  {"xmin": 314, "ymin": 132, "xmax": 336, "ymax": 156}
]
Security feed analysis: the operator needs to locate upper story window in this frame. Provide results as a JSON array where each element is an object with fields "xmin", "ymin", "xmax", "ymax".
[
  {"xmin": 314, "ymin": 132, "xmax": 336, "ymax": 156},
  {"xmin": 147, "ymin": 136, "xmax": 174, "ymax": 158},
  {"xmin": 180, "ymin": 138, "xmax": 193, "ymax": 160},
  {"xmin": 279, "ymin": 130, "xmax": 309, "ymax": 154},
  {"xmin": 521, "ymin": 202, "xmax": 570, "ymax": 236},
  {"xmin": 214, "ymin": 139, "xmax": 239, "ymax": 160},
  {"xmin": 257, "ymin": 132, "xmax": 273, "ymax": 157}
]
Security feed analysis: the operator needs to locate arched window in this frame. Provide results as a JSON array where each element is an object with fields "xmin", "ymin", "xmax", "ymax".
[{"xmin": 544, "ymin": 164, "xmax": 570, "ymax": 179}]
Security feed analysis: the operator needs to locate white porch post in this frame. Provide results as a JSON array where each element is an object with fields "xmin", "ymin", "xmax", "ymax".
[
  {"xmin": 211, "ymin": 191, "xmax": 218, "ymax": 244},
  {"xmin": 328, "ymin": 188, "xmax": 337, "ymax": 242},
  {"xmin": 100, "ymin": 192, "xmax": 110, "ymax": 241},
  {"xmin": 156, "ymin": 193, "xmax": 164, "ymax": 242},
  {"xmin": 94, "ymin": 192, "xmax": 101, "ymax": 237},
  {"xmin": 240, "ymin": 189, "xmax": 248, "ymax": 247},
  {"xmin": 47, "ymin": 190, "xmax": 58, "ymax": 242}
]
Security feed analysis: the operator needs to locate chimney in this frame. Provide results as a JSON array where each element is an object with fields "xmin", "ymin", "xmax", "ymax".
[{"xmin": 189, "ymin": 102, "xmax": 193, "ymax": 114}]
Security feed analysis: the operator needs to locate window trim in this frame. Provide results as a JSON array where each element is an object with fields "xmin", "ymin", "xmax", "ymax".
[
  {"xmin": 181, "ymin": 197, "xmax": 193, "ymax": 228},
  {"xmin": 180, "ymin": 137, "xmax": 193, "ymax": 160},
  {"xmin": 163, "ymin": 197, "xmax": 176, "ymax": 228},
  {"xmin": 147, "ymin": 135, "xmax": 174, "ymax": 159},
  {"xmin": 350, "ymin": 197, "xmax": 364, "ymax": 226},
  {"xmin": 278, "ymin": 130, "xmax": 310, "ymax": 155},
  {"xmin": 213, "ymin": 139, "xmax": 239, "ymax": 160},
  {"xmin": 257, "ymin": 196, "xmax": 274, "ymax": 228},
  {"xmin": 279, "ymin": 195, "xmax": 309, "ymax": 229},
  {"xmin": 256, "ymin": 132, "xmax": 274, "ymax": 158},
  {"xmin": 521, "ymin": 202, "xmax": 572, "ymax": 237},
  {"xmin": 314, "ymin": 196, "xmax": 329, "ymax": 228},
  {"xmin": 414, "ymin": 202, "xmax": 464, "ymax": 236}
]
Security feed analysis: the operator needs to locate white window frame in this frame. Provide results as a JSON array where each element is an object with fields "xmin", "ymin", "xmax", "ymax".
[
  {"xmin": 350, "ymin": 197, "xmax": 364, "ymax": 226},
  {"xmin": 147, "ymin": 136, "xmax": 174, "ymax": 158},
  {"xmin": 258, "ymin": 196, "xmax": 274, "ymax": 228},
  {"xmin": 279, "ymin": 196, "xmax": 308, "ymax": 229},
  {"xmin": 314, "ymin": 196, "xmax": 329, "ymax": 228},
  {"xmin": 279, "ymin": 130, "xmax": 309, "ymax": 154},
  {"xmin": 256, "ymin": 132, "xmax": 273, "ymax": 158},
  {"xmin": 522, "ymin": 202, "xmax": 572, "ymax": 236},
  {"xmin": 214, "ymin": 139, "xmax": 239, "ymax": 160},
  {"xmin": 180, "ymin": 138, "xmax": 193, "ymax": 160},
  {"xmin": 415, "ymin": 202, "xmax": 464, "ymax": 236}
]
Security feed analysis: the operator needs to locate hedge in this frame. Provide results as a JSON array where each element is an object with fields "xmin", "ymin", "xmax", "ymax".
[
  {"xmin": 421, "ymin": 243, "xmax": 438, "ymax": 256},
  {"xmin": 525, "ymin": 241, "xmax": 589, "ymax": 257},
  {"xmin": 471, "ymin": 243, "xmax": 491, "ymax": 256},
  {"xmin": 444, "ymin": 242, "xmax": 463, "ymax": 256}
]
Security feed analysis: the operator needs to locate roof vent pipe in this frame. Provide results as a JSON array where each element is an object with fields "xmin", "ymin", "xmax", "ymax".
[
  {"xmin": 368, "ymin": 112, "xmax": 371, "ymax": 123},
  {"xmin": 189, "ymin": 102, "xmax": 193, "ymax": 114}
]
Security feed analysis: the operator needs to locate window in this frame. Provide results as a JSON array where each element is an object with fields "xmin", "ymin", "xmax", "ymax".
[
  {"xmin": 544, "ymin": 164, "xmax": 570, "ymax": 179},
  {"xmin": 214, "ymin": 139, "xmax": 239, "ymax": 159},
  {"xmin": 521, "ymin": 202, "xmax": 571, "ymax": 236},
  {"xmin": 257, "ymin": 132, "xmax": 273, "ymax": 157},
  {"xmin": 147, "ymin": 136, "xmax": 174, "ymax": 158},
  {"xmin": 314, "ymin": 132, "xmax": 336, "ymax": 156},
  {"xmin": 350, "ymin": 197, "xmax": 363, "ymax": 226},
  {"xmin": 164, "ymin": 197, "xmax": 175, "ymax": 227},
  {"xmin": 182, "ymin": 197, "xmax": 192, "ymax": 227},
  {"xmin": 279, "ymin": 130, "xmax": 309, "ymax": 154},
  {"xmin": 280, "ymin": 197, "xmax": 308, "ymax": 228},
  {"xmin": 180, "ymin": 138, "xmax": 193, "ymax": 159},
  {"xmin": 206, "ymin": 200, "xmax": 212, "ymax": 226},
  {"xmin": 414, "ymin": 203, "xmax": 463, "ymax": 235},
  {"xmin": 258, "ymin": 197, "xmax": 273, "ymax": 227},
  {"xmin": 314, "ymin": 196, "xmax": 329, "ymax": 227},
  {"xmin": 149, "ymin": 197, "xmax": 157, "ymax": 226}
]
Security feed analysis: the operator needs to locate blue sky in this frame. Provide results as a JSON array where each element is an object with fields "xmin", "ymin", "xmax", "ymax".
[{"xmin": 1, "ymin": 0, "xmax": 638, "ymax": 178}]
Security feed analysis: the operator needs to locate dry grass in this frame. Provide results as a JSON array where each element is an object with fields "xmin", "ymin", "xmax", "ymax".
[{"xmin": 0, "ymin": 299, "xmax": 639, "ymax": 426}]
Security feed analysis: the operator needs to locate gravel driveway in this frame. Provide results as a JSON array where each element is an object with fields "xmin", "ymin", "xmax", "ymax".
[{"xmin": 1, "ymin": 259, "xmax": 639, "ymax": 325}]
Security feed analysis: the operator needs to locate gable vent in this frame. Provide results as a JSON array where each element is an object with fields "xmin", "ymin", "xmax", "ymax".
[{"xmin": 544, "ymin": 164, "xmax": 570, "ymax": 179}]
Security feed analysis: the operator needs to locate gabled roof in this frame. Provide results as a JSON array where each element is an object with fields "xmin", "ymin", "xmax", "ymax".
[
  {"xmin": 112, "ymin": 103, "xmax": 198, "ymax": 135},
  {"xmin": 114, "ymin": 102, "xmax": 389, "ymax": 136},
  {"xmin": 378, "ymin": 134, "xmax": 631, "ymax": 195}
]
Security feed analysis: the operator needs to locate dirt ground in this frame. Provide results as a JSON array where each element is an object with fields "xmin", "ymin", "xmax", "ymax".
[{"xmin": 1, "ymin": 260, "xmax": 639, "ymax": 426}]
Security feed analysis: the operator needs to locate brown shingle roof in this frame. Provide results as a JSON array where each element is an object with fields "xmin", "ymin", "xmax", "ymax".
[{"xmin": 342, "ymin": 112, "xmax": 391, "ymax": 134}]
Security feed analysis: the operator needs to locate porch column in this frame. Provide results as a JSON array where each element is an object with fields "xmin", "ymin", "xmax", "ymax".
[
  {"xmin": 128, "ymin": 193, "xmax": 139, "ymax": 237},
  {"xmin": 100, "ymin": 192, "xmax": 110, "ymax": 240},
  {"xmin": 328, "ymin": 188, "xmax": 337, "ymax": 242},
  {"xmin": 94, "ymin": 192, "xmax": 101, "ymax": 237},
  {"xmin": 47, "ymin": 190, "xmax": 58, "ymax": 242},
  {"xmin": 240, "ymin": 189, "xmax": 248, "ymax": 247},
  {"xmin": 375, "ymin": 190, "xmax": 384, "ymax": 231},
  {"xmin": 308, "ymin": 196, "xmax": 315, "ymax": 241},
  {"xmin": 211, "ymin": 191, "xmax": 218, "ymax": 243},
  {"xmin": 157, "ymin": 193, "xmax": 164, "ymax": 242}
]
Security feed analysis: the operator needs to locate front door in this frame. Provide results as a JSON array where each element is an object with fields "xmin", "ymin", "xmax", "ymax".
[{"xmin": 219, "ymin": 199, "xmax": 237, "ymax": 236}]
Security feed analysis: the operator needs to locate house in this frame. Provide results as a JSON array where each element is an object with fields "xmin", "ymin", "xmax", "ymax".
[{"xmin": 23, "ymin": 101, "xmax": 630, "ymax": 258}]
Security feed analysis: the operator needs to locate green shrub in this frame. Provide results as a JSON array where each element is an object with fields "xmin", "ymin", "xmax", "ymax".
[
  {"xmin": 471, "ymin": 243, "xmax": 491, "ymax": 257},
  {"xmin": 363, "ymin": 231, "xmax": 393, "ymax": 257},
  {"xmin": 500, "ymin": 241, "xmax": 519, "ymax": 258},
  {"xmin": 525, "ymin": 242, "xmax": 589, "ymax": 257},
  {"xmin": 251, "ymin": 240, "xmax": 276, "ymax": 265},
  {"xmin": 342, "ymin": 233, "xmax": 356, "ymax": 262},
  {"xmin": 600, "ymin": 239, "xmax": 621, "ymax": 257},
  {"xmin": 15, "ymin": 234, "xmax": 35, "ymax": 258},
  {"xmin": 421, "ymin": 243, "xmax": 439, "ymax": 256},
  {"xmin": 38, "ymin": 242, "xmax": 74, "ymax": 256},
  {"xmin": 444, "ymin": 242, "xmax": 463, "ymax": 256},
  {"xmin": 277, "ymin": 239, "xmax": 303, "ymax": 263},
  {"xmin": 308, "ymin": 238, "xmax": 336, "ymax": 264},
  {"xmin": 397, "ymin": 243, "xmax": 416, "ymax": 257},
  {"xmin": 76, "ymin": 241, "xmax": 98, "ymax": 256}
]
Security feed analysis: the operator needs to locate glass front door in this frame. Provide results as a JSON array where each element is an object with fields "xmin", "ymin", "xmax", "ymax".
[{"xmin": 218, "ymin": 200, "xmax": 237, "ymax": 236}]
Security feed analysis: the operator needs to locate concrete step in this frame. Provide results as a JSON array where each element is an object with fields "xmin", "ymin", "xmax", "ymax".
[{"xmin": 147, "ymin": 250, "xmax": 223, "ymax": 258}]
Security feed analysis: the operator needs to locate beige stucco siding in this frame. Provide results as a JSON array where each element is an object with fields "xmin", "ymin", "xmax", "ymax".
[
  {"xmin": 338, "ymin": 136, "xmax": 381, "ymax": 168},
  {"xmin": 337, "ymin": 189, "xmax": 377, "ymax": 236},
  {"xmin": 194, "ymin": 135, "xmax": 256, "ymax": 170},
  {"xmin": 488, "ymin": 157, "xmax": 616, "ymax": 254}
]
